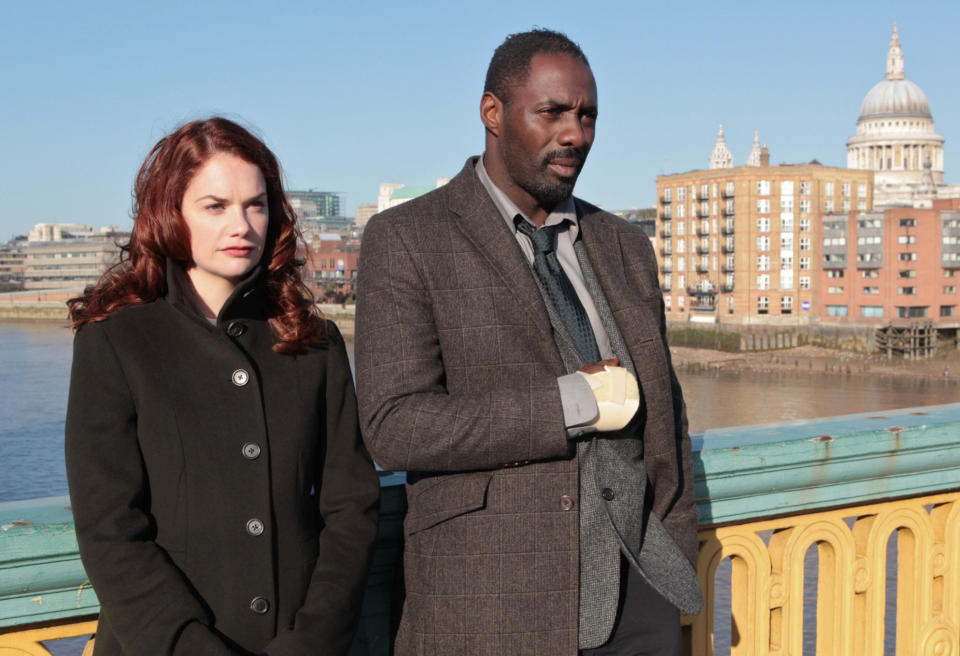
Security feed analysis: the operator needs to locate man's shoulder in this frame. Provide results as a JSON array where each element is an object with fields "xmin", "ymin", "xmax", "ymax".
[{"xmin": 367, "ymin": 157, "xmax": 479, "ymax": 229}]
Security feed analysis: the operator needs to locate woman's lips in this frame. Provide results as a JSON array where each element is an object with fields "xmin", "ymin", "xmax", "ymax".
[{"xmin": 221, "ymin": 246, "xmax": 254, "ymax": 257}]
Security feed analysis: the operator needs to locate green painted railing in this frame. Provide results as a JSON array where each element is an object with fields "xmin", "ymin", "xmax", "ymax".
[{"xmin": 2, "ymin": 403, "xmax": 959, "ymax": 652}]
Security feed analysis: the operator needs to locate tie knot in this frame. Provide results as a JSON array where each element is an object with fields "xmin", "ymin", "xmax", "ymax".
[{"xmin": 515, "ymin": 219, "xmax": 559, "ymax": 254}]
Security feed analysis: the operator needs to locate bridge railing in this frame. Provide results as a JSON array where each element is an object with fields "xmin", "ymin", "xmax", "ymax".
[{"xmin": 1, "ymin": 404, "xmax": 958, "ymax": 655}]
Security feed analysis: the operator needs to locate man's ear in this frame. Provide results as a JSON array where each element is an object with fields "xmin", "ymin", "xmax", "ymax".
[{"xmin": 480, "ymin": 91, "xmax": 503, "ymax": 136}]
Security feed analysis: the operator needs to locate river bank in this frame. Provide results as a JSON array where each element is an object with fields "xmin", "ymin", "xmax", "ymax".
[{"xmin": 671, "ymin": 344, "xmax": 960, "ymax": 381}]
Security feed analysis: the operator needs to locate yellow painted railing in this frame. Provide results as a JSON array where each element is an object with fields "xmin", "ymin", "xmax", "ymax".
[
  {"xmin": 693, "ymin": 491, "xmax": 960, "ymax": 655},
  {"xmin": 0, "ymin": 619, "xmax": 95, "ymax": 656}
]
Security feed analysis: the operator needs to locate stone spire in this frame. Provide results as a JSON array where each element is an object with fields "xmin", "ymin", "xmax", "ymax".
[
  {"xmin": 709, "ymin": 124, "xmax": 734, "ymax": 169},
  {"xmin": 886, "ymin": 22, "xmax": 904, "ymax": 80},
  {"xmin": 746, "ymin": 130, "xmax": 763, "ymax": 167}
]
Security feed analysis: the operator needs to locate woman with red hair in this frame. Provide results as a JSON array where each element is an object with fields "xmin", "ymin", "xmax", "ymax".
[{"xmin": 65, "ymin": 117, "xmax": 380, "ymax": 656}]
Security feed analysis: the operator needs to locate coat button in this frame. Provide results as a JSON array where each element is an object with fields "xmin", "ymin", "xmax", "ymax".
[
  {"xmin": 559, "ymin": 495, "xmax": 574, "ymax": 511},
  {"xmin": 242, "ymin": 442, "xmax": 261, "ymax": 460},
  {"xmin": 249, "ymin": 596, "xmax": 270, "ymax": 614},
  {"xmin": 232, "ymin": 369, "xmax": 249, "ymax": 386},
  {"xmin": 246, "ymin": 518, "xmax": 264, "ymax": 536},
  {"xmin": 226, "ymin": 321, "xmax": 247, "ymax": 337},
  {"xmin": 601, "ymin": 488, "xmax": 615, "ymax": 501}
]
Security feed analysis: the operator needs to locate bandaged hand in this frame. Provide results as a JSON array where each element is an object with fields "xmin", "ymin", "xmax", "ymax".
[{"xmin": 575, "ymin": 365, "xmax": 639, "ymax": 432}]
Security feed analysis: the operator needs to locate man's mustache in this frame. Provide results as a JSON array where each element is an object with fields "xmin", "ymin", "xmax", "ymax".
[{"xmin": 542, "ymin": 148, "xmax": 587, "ymax": 169}]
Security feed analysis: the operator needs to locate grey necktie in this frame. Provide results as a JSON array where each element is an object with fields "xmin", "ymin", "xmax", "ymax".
[{"xmin": 515, "ymin": 218, "xmax": 601, "ymax": 363}]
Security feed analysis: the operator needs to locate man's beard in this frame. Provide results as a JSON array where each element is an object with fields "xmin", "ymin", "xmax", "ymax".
[{"xmin": 504, "ymin": 145, "xmax": 587, "ymax": 211}]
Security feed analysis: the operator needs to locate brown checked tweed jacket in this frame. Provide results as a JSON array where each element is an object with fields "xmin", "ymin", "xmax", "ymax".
[{"xmin": 355, "ymin": 157, "xmax": 699, "ymax": 655}]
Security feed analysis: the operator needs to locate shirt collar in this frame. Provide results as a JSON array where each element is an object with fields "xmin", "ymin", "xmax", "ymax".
[{"xmin": 475, "ymin": 155, "xmax": 579, "ymax": 239}]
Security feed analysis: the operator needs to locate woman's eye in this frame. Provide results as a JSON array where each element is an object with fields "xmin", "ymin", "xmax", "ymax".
[{"xmin": 205, "ymin": 203, "xmax": 224, "ymax": 212}]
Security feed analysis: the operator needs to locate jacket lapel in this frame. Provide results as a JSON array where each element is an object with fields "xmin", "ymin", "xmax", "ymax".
[{"xmin": 448, "ymin": 158, "xmax": 555, "ymax": 342}]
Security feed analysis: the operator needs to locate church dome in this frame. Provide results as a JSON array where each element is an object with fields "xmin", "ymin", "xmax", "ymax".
[
  {"xmin": 859, "ymin": 78, "xmax": 931, "ymax": 120},
  {"xmin": 857, "ymin": 23, "xmax": 932, "ymax": 121}
]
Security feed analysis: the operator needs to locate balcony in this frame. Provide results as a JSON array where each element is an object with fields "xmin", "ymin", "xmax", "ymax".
[
  {"xmin": 660, "ymin": 228, "xmax": 672, "ymax": 239},
  {"xmin": 660, "ymin": 282, "xmax": 671, "ymax": 292},
  {"xmin": 661, "ymin": 264, "xmax": 673, "ymax": 273},
  {"xmin": 660, "ymin": 194, "xmax": 672, "ymax": 204},
  {"xmin": 721, "ymin": 188, "xmax": 735, "ymax": 198},
  {"xmin": 722, "ymin": 263, "xmax": 736, "ymax": 273},
  {"xmin": 722, "ymin": 225, "xmax": 735, "ymax": 236},
  {"xmin": 721, "ymin": 245, "xmax": 734, "ymax": 254},
  {"xmin": 721, "ymin": 283, "xmax": 734, "ymax": 293},
  {"xmin": 696, "ymin": 263, "xmax": 709, "ymax": 274},
  {"xmin": 3, "ymin": 407, "xmax": 960, "ymax": 654},
  {"xmin": 660, "ymin": 214, "xmax": 672, "ymax": 222},
  {"xmin": 660, "ymin": 247, "xmax": 672, "ymax": 257}
]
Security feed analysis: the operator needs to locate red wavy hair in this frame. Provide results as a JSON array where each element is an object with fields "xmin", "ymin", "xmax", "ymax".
[{"xmin": 68, "ymin": 117, "xmax": 326, "ymax": 353}]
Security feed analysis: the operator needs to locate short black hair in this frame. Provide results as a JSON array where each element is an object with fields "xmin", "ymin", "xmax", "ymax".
[{"xmin": 484, "ymin": 28, "xmax": 589, "ymax": 103}]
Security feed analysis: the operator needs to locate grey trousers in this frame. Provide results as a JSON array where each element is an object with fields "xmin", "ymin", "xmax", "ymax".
[{"xmin": 580, "ymin": 557, "xmax": 682, "ymax": 656}]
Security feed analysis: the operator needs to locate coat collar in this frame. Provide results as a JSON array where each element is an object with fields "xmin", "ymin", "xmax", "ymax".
[
  {"xmin": 165, "ymin": 260, "xmax": 267, "ymax": 331},
  {"xmin": 446, "ymin": 156, "xmax": 555, "ymax": 340}
]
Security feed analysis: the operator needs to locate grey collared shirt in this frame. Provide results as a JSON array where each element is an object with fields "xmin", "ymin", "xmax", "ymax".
[{"xmin": 476, "ymin": 156, "xmax": 612, "ymax": 433}]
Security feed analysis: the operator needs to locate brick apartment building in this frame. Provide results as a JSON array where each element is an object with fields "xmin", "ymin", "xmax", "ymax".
[
  {"xmin": 302, "ymin": 237, "xmax": 359, "ymax": 301},
  {"xmin": 816, "ymin": 198, "xmax": 960, "ymax": 326}
]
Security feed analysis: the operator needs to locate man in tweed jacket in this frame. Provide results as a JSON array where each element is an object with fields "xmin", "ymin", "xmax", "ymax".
[{"xmin": 356, "ymin": 29, "xmax": 703, "ymax": 655}]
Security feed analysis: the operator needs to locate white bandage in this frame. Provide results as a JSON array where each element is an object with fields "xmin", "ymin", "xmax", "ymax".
[{"xmin": 575, "ymin": 365, "xmax": 640, "ymax": 432}]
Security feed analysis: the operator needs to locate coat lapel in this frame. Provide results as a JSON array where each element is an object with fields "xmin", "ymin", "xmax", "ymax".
[{"xmin": 447, "ymin": 158, "xmax": 555, "ymax": 342}]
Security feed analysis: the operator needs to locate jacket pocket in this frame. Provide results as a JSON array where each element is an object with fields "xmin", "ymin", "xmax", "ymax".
[{"xmin": 405, "ymin": 471, "xmax": 493, "ymax": 535}]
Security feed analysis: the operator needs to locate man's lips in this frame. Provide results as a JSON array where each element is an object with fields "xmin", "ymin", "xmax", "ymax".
[{"xmin": 547, "ymin": 159, "xmax": 581, "ymax": 178}]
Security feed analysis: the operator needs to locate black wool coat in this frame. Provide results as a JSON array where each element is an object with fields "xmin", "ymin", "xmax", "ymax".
[{"xmin": 65, "ymin": 268, "xmax": 380, "ymax": 656}]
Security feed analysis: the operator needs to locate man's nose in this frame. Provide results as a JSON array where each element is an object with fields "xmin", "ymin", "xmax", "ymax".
[{"xmin": 558, "ymin": 115, "xmax": 588, "ymax": 148}]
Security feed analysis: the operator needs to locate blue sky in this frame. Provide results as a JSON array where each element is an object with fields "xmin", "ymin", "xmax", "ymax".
[{"xmin": 2, "ymin": 0, "xmax": 958, "ymax": 238}]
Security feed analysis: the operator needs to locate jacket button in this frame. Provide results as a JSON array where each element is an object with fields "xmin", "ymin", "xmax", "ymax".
[
  {"xmin": 601, "ymin": 488, "xmax": 615, "ymax": 501},
  {"xmin": 232, "ymin": 369, "xmax": 249, "ymax": 386},
  {"xmin": 559, "ymin": 495, "xmax": 574, "ymax": 511},
  {"xmin": 242, "ymin": 442, "xmax": 261, "ymax": 460},
  {"xmin": 249, "ymin": 596, "xmax": 270, "ymax": 614},
  {"xmin": 226, "ymin": 321, "xmax": 247, "ymax": 337},
  {"xmin": 246, "ymin": 518, "xmax": 264, "ymax": 536}
]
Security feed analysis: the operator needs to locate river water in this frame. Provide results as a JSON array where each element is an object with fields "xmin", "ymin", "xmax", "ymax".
[{"xmin": 1, "ymin": 320, "xmax": 957, "ymax": 653}]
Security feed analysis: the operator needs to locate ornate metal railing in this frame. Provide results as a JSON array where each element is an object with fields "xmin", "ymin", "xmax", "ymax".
[{"xmin": 2, "ymin": 405, "xmax": 959, "ymax": 654}]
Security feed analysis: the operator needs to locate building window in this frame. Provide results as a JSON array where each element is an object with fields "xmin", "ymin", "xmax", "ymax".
[
  {"xmin": 725, "ymin": 182, "xmax": 735, "ymax": 196},
  {"xmin": 858, "ymin": 183, "xmax": 867, "ymax": 198},
  {"xmin": 781, "ymin": 296, "xmax": 793, "ymax": 313},
  {"xmin": 757, "ymin": 236, "xmax": 770, "ymax": 251},
  {"xmin": 862, "ymin": 269, "xmax": 879, "ymax": 278},
  {"xmin": 757, "ymin": 274, "xmax": 770, "ymax": 290},
  {"xmin": 825, "ymin": 182, "xmax": 835, "ymax": 196},
  {"xmin": 800, "ymin": 237, "xmax": 811, "ymax": 251},
  {"xmin": 800, "ymin": 257, "xmax": 811, "ymax": 270},
  {"xmin": 701, "ymin": 184, "xmax": 709, "ymax": 199},
  {"xmin": 664, "ymin": 295, "xmax": 671, "ymax": 308},
  {"xmin": 781, "ymin": 214, "xmax": 794, "ymax": 231},
  {"xmin": 828, "ymin": 286, "xmax": 844, "ymax": 294},
  {"xmin": 677, "ymin": 221, "xmax": 685, "ymax": 235},
  {"xmin": 946, "ymin": 270, "xmax": 957, "ymax": 278},
  {"xmin": 677, "ymin": 187, "xmax": 686, "ymax": 201},
  {"xmin": 859, "ymin": 217, "xmax": 882, "ymax": 228},
  {"xmin": 896, "ymin": 306, "xmax": 927, "ymax": 318},
  {"xmin": 757, "ymin": 218, "xmax": 770, "ymax": 232},
  {"xmin": 781, "ymin": 271, "xmax": 794, "ymax": 290},
  {"xmin": 781, "ymin": 198, "xmax": 794, "ymax": 212},
  {"xmin": 858, "ymin": 200, "xmax": 867, "ymax": 211},
  {"xmin": 781, "ymin": 181, "xmax": 794, "ymax": 196},
  {"xmin": 842, "ymin": 200, "xmax": 851, "ymax": 212},
  {"xmin": 898, "ymin": 235, "xmax": 917, "ymax": 245},
  {"xmin": 941, "ymin": 305, "xmax": 956, "ymax": 317},
  {"xmin": 827, "ymin": 305, "xmax": 848, "ymax": 317},
  {"xmin": 677, "ymin": 257, "xmax": 685, "ymax": 271},
  {"xmin": 944, "ymin": 236, "xmax": 960, "ymax": 245},
  {"xmin": 862, "ymin": 286, "xmax": 880, "ymax": 294},
  {"xmin": 827, "ymin": 270, "xmax": 845, "ymax": 278},
  {"xmin": 781, "ymin": 234, "xmax": 794, "ymax": 249},
  {"xmin": 898, "ymin": 252, "xmax": 918, "ymax": 261},
  {"xmin": 757, "ymin": 255, "xmax": 770, "ymax": 271},
  {"xmin": 842, "ymin": 182, "xmax": 851, "ymax": 198},
  {"xmin": 824, "ymin": 237, "xmax": 846, "ymax": 247},
  {"xmin": 858, "ymin": 236, "xmax": 882, "ymax": 245},
  {"xmin": 757, "ymin": 199, "xmax": 771, "ymax": 213},
  {"xmin": 663, "ymin": 188, "xmax": 672, "ymax": 202},
  {"xmin": 758, "ymin": 296, "xmax": 769, "ymax": 314},
  {"xmin": 757, "ymin": 180, "xmax": 770, "ymax": 195},
  {"xmin": 781, "ymin": 256, "xmax": 793, "ymax": 270},
  {"xmin": 678, "ymin": 274, "xmax": 685, "ymax": 289},
  {"xmin": 944, "ymin": 285, "xmax": 957, "ymax": 294},
  {"xmin": 728, "ymin": 296, "xmax": 734, "ymax": 314},
  {"xmin": 799, "ymin": 276, "xmax": 811, "ymax": 289},
  {"xmin": 861, "ymin": 306, "xmax": 883, "ymax": 318},
  {"xmin": 799, "ymin": 200, "xmax": 811, "ymax": 214},
  {"xmin": 825, "ymin": 199, "xmax": 834, "ymax": 212},
  {"xmin": 678, "ymin": 295, "xmax": 685, "ymax": 310},
  {"xmin": 899, "ymin": 270, "xmax": 916, "ymax": 278},
  {"xmin": 898, "ymin": 287, "xmax": 916, "ymax": 295}
]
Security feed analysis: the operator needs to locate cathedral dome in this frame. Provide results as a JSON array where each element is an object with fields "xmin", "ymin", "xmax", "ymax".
[{"xmin": 859, "ymin": 78, "xmax": 931, "ymax": 120}]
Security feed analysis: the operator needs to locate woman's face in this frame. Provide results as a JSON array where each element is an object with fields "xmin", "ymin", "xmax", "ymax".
[{"xmin": 180, "ymin": 153, "xmax": 270, "ymax": 290}]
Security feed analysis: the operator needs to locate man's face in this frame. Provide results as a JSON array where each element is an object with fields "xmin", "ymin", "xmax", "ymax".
[{"xmin": 498, "ymin": 53, "xmax": 598, "ymax": 210}]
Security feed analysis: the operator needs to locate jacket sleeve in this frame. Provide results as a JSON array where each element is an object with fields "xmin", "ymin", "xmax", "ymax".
[
  {"xmin": 264, "ymin": 322, "xmax": 380, "ymax": 656},
  {"xmin": 355, "ymin": 213, "xmax": 572, "ymax": 473},
  {"xmin": 65, "ymin": 321, "xmax": 249, "ymax": 656}
]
